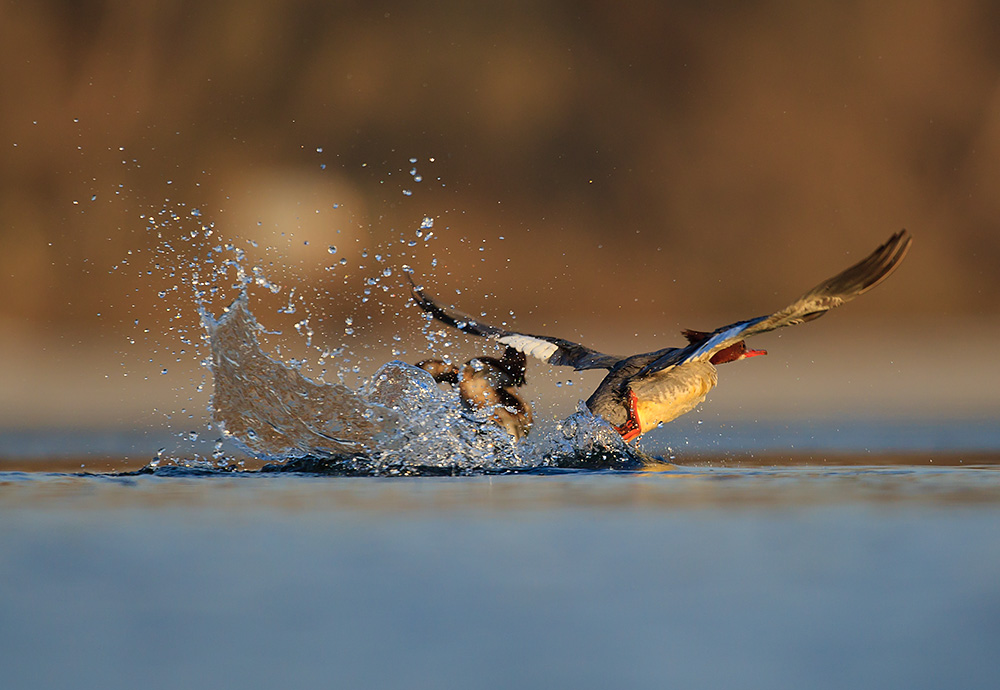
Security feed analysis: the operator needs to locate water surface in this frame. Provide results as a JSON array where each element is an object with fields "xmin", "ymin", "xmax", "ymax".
[{"xmin": 2, "ymin": 449, "xmax": 999, "ymax": 690}]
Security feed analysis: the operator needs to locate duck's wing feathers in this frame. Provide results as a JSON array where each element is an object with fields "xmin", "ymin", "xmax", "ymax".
[
  {"xmin": 636, "ymin": 230, "xmax": 912, "ymax": 378},
  {"xmin": 736, "ymin": 229, "xmax": 911, "ymax": 338},
  {"xmin": 408, "ymin": 276, "xmax": 623, "ymax": 371}
]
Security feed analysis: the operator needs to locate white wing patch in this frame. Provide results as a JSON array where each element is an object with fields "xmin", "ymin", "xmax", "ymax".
[{"xmin": 499, "ymin": 334, "xmax": 559, "ymax": 362}]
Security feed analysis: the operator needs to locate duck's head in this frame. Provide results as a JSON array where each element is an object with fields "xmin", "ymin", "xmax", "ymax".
[
  {"xmin": 416, "ymin": 359, "xmax": 460, "ymax": 384},
  {"xmin": 681, "ymin": 329, "xmax": 766, "ymax": 365},
  {"xmin": 709, "ymin": 340, "xmax": 767, "ymax": 365},
  {"xmin": 499, "ymin": 347, "xmax": 528, "ymax": 387}
]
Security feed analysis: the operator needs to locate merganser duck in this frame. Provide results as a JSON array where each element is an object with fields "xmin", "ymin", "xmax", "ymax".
[
  {"xmin": 409, "ymin": 230, "xmax": 911, "ymax": 441},
  {"xmin": 416, "ymin": 347, "xmax": 533, "ymax": 441}
]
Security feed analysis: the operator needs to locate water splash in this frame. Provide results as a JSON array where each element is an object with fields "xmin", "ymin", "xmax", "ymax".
[
  {"xmin": 204, "ymin": 293, "xmax": 400, "ymax": 458},
  {"xmin": 197, "ymin": 293, "xmax": 651, "ymax": 475},
  {"xmin": 123, "ymin": 159, "xmax": 657, "ymax": 474}
]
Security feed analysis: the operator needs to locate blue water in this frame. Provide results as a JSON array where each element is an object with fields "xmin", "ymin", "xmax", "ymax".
[
  {"xmin": 2, "ymin": 462, "xmax": 1000, "ymax": 690},
  {"xmin": 2, "ymin": 416, "xmax": 998, "ymax": 462}
]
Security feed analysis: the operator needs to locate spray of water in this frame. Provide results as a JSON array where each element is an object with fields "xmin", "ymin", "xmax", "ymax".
[{"xmin": 122, "ymin": 159, "xmax": 654, "ymax": 474}]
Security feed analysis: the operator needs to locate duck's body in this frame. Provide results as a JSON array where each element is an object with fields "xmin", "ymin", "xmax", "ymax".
[
  {"xmin": 410, "ymin": 230, "xmax": 911, "ymax": 441},
  {"xmin": 550, "ymin": 335, "xmax": 758, "ymax": 439},
  {"xmin": 417, "ymin": 347, "xmax": 533, "ymax": 440}
]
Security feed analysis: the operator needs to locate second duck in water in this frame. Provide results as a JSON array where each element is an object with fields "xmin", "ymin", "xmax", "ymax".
[{"xmin": 416, "ymin": 347, "xmax": 533, "ymax": 441}]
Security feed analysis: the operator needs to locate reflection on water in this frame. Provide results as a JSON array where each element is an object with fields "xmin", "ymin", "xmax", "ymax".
[
  {"xmin": 2, "ymin": 465, "xmax": 999, "ymax": 690},
  {"xmin": 3, "ymin": 417, "xmax": 998, "ymax": 468},
  {"xmin": 3, "ymin": 461, "xmax": 1000, "ymax": 510}
]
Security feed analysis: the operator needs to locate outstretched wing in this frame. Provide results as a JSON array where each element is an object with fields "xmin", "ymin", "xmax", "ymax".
[
  {"xmin": 735, "ymin": 229, "xmax": 911, "ymax": 337},
  {"xmin": 636, "ymin": 230, "xmax": 912, "ymax": 378},
  {"xmin": 407, "ymin": 275, "xmax": 623, "ymax": 371}
]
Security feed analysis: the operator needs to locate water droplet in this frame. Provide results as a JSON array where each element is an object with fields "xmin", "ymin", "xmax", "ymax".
[{"xmin": 402, "ymin": 189, "xmax": 412, "ymax": 196}]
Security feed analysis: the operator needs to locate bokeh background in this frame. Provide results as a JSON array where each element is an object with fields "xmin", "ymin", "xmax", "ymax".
[{"xmin": 1, "ymin": 0, "xmax": 998, "ymax": 447}]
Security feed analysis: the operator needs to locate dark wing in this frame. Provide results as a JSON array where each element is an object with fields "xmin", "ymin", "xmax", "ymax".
[
  {"xmin": 407, "ymin": 275, "xmax": 623, "ymax": 371},
  {"xmin": 636, "ymin": 230, "xmax": 912, "ymax": 378}
]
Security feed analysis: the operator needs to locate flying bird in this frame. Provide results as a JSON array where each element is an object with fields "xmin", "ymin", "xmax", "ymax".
[{"xmin": 409, "ymin": 230, "xmax": 911, "ymax": 441}]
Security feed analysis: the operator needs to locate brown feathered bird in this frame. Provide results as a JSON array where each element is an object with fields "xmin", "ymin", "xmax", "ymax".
[{"xmin": 416, "ymin": 347, "xmax": 533, "ymax": 441}]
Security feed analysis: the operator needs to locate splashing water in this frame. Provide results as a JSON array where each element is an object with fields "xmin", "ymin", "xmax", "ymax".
[
  {"xmin": 121, "ymin": 159, "xmax": 658, "ymax": 475},
  {"xmin": 200, "ymin": 293, "xmax": 652, "ymax": 475},
  {"xmin": 204, "ymin": 293, "xmax": 399, "ymax": 458}
]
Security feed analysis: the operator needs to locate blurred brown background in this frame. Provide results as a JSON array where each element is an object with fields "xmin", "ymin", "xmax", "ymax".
[{"xmin": 1, "ymin": 0, "xmax": 998, "ymax": 434}]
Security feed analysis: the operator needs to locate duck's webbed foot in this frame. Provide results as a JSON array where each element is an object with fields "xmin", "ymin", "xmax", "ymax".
[{"xmin": 610, "ymin": 390, "xmax": 642, "ymax": 442}]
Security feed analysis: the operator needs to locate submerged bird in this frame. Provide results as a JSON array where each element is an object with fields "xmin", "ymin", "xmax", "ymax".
[
  {"xmin": 409, "ymin": 230, "xmax": 911, "ymax": 441},
  {"xmin": 416, "ymin": 347, "xmax": 533, "ymax": 441}
]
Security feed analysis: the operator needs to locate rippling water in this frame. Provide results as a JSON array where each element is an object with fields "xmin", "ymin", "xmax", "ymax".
[{"xmin": 2, "ymin": 452, "xmax": 1000, "ymax": 690}]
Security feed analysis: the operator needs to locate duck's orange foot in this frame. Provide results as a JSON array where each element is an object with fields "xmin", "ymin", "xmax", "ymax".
[{"xmin": 611, "ymin": 390, "xmax": 642, "ymax": 442}]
